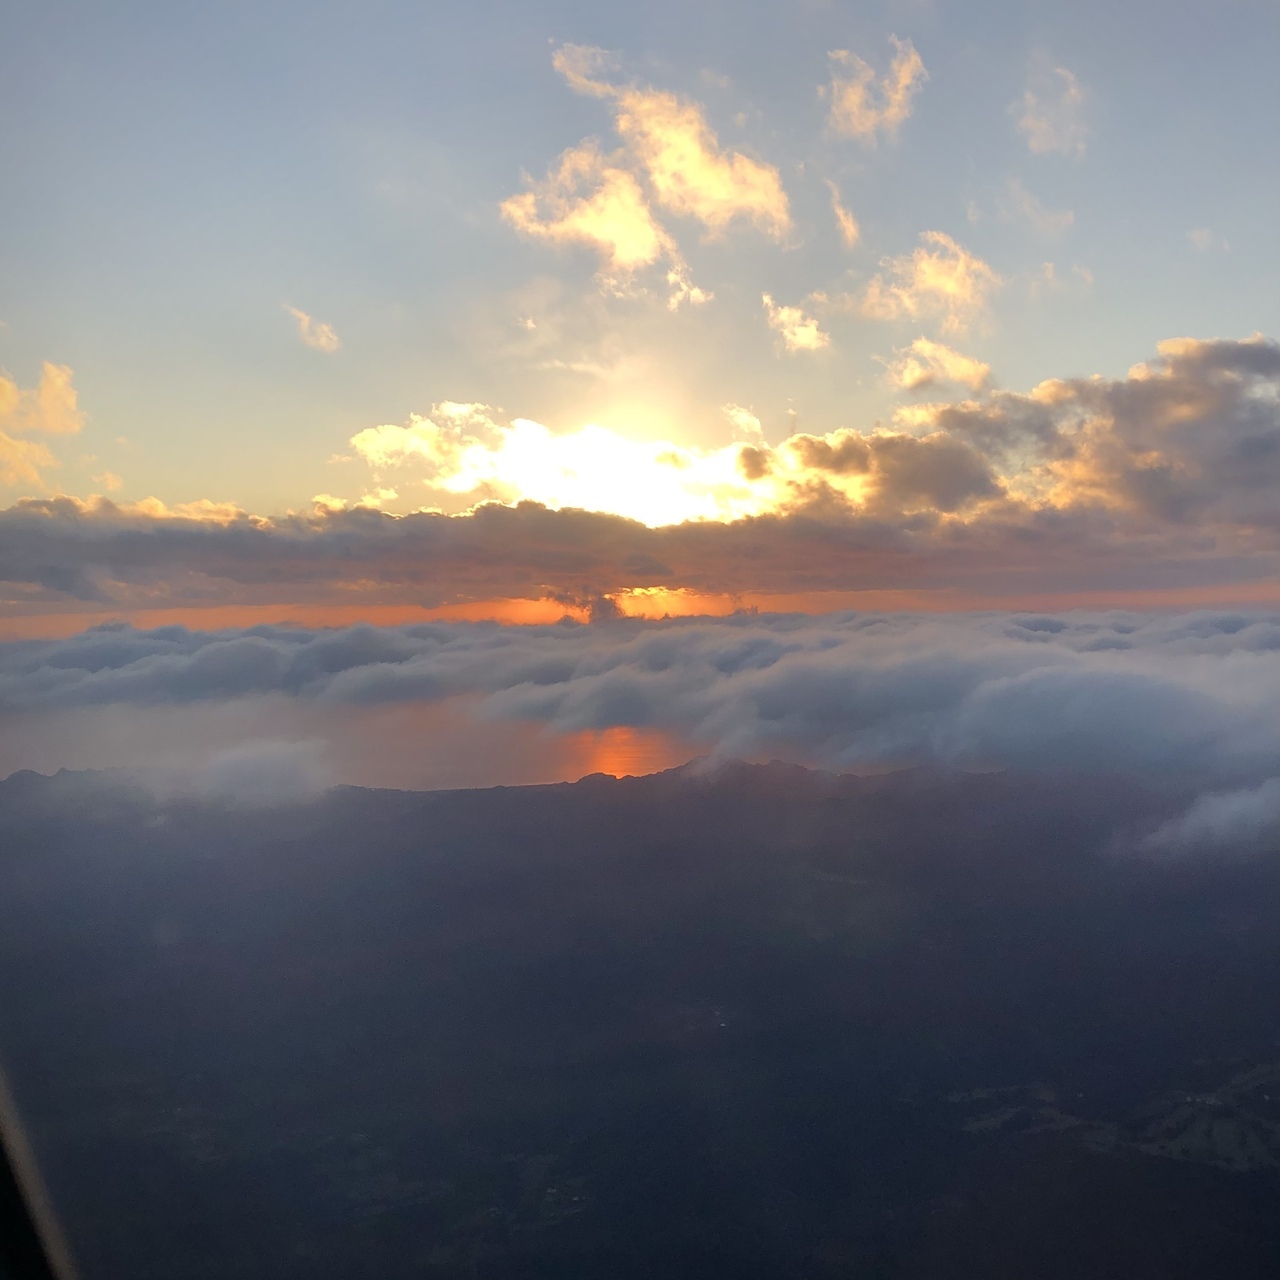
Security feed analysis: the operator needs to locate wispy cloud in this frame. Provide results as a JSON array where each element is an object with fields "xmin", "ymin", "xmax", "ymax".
[
  {"xmin": 1188, "ymin": 227, "xmax": 1230, "ymax": 253},
  {"xmin": 824, "ymin": 36, "xmax": 928, "ymax": 146},
  {"xmin": 825, "ymin": 180, "xmax": 860, "ymax": 247},
  {"xmin": 286, "ymin": 305, "xmax": 341, "ymax": 353},
  {"xmin": 997, "ymin": 177, "xmax": 1074, "ymax": 237},
  {"xmin": 1014, "ymin": 62, "xmax": 1087, "ymax": 158}
]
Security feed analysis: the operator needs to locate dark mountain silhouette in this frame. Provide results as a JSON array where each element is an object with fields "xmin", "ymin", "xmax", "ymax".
[{"xmin": 3, "ymin": 762, "xmax": 1280, "ymax": 1278}]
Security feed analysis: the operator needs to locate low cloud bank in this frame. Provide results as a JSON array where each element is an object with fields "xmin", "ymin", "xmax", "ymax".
[{"xmin": 6, "ymin": 610, "xmax": 1280, "ymax": 787}]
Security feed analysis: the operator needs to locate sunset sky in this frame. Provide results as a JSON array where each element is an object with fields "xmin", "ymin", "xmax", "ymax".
[{"xmin": 4, "ymin": 0, "xmax": 1280, "ymax": 787}]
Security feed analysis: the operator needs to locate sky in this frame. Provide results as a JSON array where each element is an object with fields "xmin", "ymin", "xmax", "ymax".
[{"xmin": 5, "ymin": 0, "xmax": 1280, "ymax": 791}]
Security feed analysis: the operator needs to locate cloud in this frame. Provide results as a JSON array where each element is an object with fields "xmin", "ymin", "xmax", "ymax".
[
  {"xmin": 186, "ymin": 738, "xmax": 332, "ymax": 806},
  {"xmin": 285, "ymin": 306, "xmax": 341, "ymax": 353},
  {"xmin": 824, "ymin": 37, "xmax": 928, "ymax": 146},
  {"xmin": 860, "ymin": 232, "xmax": 1002, "ymax": 334},
  {"xmin": 885, "ymin": 338, "xmax": 991, "ymax": 392},
  {"xmin": 0, "ymin": 363, "xmax": 85, "ymax": 489},
  {"xmin": 762, "ymin": 294, "xmax": 830, "ymax": 353},
  {"xmin": 997, "ymin": 177, "xmax": 1074, "ymax": 237},
  {"xmin": 1139, "ymin": 777, "xmax": 1280, "ymax": 859},
  {"xmin": 1188, "ymin": 228, "xmax": 1230, "ymax": 253},
  {"xmin": 500, "ymin": 142, "xmax": 696, "ymax": 300},
  {"xmin": 11, "ymin": 611, "xmax": 1280, "ymax": 805},
  {"xmin": 723, "ymin": 403, "xmax": 765, "ymax": 443},
  {"xmin": 610, "ymin": 83, "xmax": 792, "ymax": 239},
  {"xmin": 6, "ymin": 337, "xmax": 1280, "ymax": 613},
  {"xmin": 1014, "ymin": 63, "xmax": 1087, "ymax": 158},
  {"xmin": 825, "ymin": 180, "xmax": 860, "ymax": 247},
  {"xmin": 503, "ymin": 45, "xmax": 789, "ymax": 303}
]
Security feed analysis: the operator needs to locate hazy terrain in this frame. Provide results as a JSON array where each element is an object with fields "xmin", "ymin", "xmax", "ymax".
[{"xmin": 4, "ymin": 762, "xmax": 1280, "ymax": 1278}]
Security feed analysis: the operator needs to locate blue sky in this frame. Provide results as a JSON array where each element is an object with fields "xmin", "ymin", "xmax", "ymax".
[{"xmin": 2, "ymin": 0, "xmax": 1278, "ymax": 516}]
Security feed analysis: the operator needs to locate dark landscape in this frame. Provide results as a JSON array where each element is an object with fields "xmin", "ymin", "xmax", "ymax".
[{"xmin": 4, "ymin": 762, "xmax": 1280, "ymax": 1278}]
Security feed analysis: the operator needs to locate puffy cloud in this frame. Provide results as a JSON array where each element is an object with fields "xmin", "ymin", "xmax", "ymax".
[
  {"xmin": 722, "ymin": 403, "xmax": 765, "ymax": 444},
  {"xmin": 500, "ymin": 142, "xmax": 692, "ymax": 298},
  {"xmin": 0, "ymin": 363, "xmax": 85, "ymax": 489},
  {"xmin": 504, "ymin": 46, "xmax": 789, "ymax": 302},
  {"xmin": 11, "ymin": 611, "xmax": 1280, "ymax": 804},
  {"xmin": 762, "ymin": 293, "xmax": 830, "ymax": 353},
  {"xmin": 611, "ymin": 85, "xmax": 792, "ymax": 239},
  {"xmin": 825, "ymin": 180, "xmax": 860, "ymax": 247},
  {"xmin": 825, "ymin": 37, "xmax": 928, "ymax": 146},
  {"xmin": 1014, "ymin": 63, "xmax": 1087, "ymax": 158},
  {"xmin": 885, "ymin": 338, "xmax": 991, "ymax": 392},
  {"xmin": 285, "ymin": 305, "xmax": 341, "ymax": 353},
  {"xmin": 860, "ymin": 232, "xmax": 1002, "ymax": 334}
]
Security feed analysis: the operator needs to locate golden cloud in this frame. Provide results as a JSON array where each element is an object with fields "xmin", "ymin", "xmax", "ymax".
[
  {"xmin": 886, "ymin": 338, "xmax": 991, "ymax": 392},
  {"xmin": 762, "ymin": 293, "xmax": 831, "ymax": 353},
  {"xmin": 500, "ymin": 142, "xmax": 688, "ymax": 294},
  {"xmin": 825, "ymin": 180, "xmax": 861, "ymax": 247},
  {"xmin": 503, "ymin": 46, "xmax": 790, "ymax": 304},
  {"xmin": 860, "ymin": 231, "xmax": 1002, "ymax": 334},
  {"xmin": 611, "ymin": 85, "xmax": 791, "ymax": 239},
  {"xmin": 825, "ymin": 37, "xmax": 927, "ymax": 146},
  {"xmin": 0, "ymin": 362, "xmax": 85, "ymax": 489}
]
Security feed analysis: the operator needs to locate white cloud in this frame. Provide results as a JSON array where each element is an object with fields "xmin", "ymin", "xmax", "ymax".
[{"xmin": 286, "ymin": 305, "xmax": 341, "ymax": 353}]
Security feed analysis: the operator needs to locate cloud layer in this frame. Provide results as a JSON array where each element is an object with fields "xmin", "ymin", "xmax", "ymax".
[
  {"xmin": 3, "ymin": 336, "xmax": 1280, "ymax": 615},
  {"xmin": 8, "ymin": 610, "xmax": 1280, "ymax": 793}
]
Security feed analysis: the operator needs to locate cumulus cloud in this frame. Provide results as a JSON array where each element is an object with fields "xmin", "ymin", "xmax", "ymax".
[
  {"xmin": 1014, "ymin": 63, "xmax": 1087, "ymax": 158},
  {"xmin": 10, "ymin": 611, "xmax": 1280, "ymax": 807},
  {"xmin": 825, "ymin": 180, "xmax": 860, "ymax": 247},
  {"xmin": 860, "ymin": 232, "xmax": 1002, "ymax": 334},
  {"xmin": 762, "ymin": 293, "xmax": 830, "ymax": 353},
  {"xmin": 885, "ymin": 337, "xmax": 991, "ymax": 392},
  {"xmin": 503, "ymin": 45, "xmax": 790, "ymax": 304},
  {"xmin": 0, "ymin": 362, "xmax": 85, "ymax": 489},
  {"xmin": 824, "ymin": 37, "xmax": 928, "ymax": 146},
  {"xmin": 285, "ymin": 306, "xmax": 341, "ymax": 353}
]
